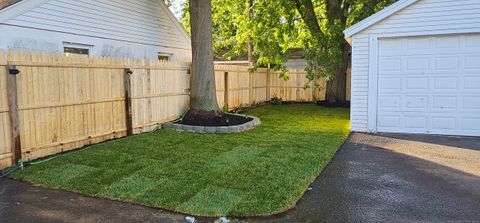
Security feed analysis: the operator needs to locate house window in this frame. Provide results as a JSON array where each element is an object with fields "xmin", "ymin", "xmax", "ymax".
[
  {"xmin": 64, "ymin": 42, "xmax": 92, "ymax": 56},
  {"xmin": 158, "ymin": 53, "xmax": 172, "ymax": 61}
]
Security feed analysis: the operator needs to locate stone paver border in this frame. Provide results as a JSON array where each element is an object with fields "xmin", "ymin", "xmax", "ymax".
[{"xmin": 163, "ymin": 115, "xmax": 260, "ymax": 133}]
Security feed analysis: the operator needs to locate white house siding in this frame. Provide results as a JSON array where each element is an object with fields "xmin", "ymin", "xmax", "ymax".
[
  {"xmin": 350, "ymin": 0, "xmax": 480, "ymax": 132},
  {"xmin": 0, "ymin": 0, "xmax": 191, "ymax": 61},
  {"xmin": 0, "ymin": 25, "xmax": 191, "ymax": 61},
  {"xmin": 350, "ymin": 34, "xmax": 370, "ymax": 132}
]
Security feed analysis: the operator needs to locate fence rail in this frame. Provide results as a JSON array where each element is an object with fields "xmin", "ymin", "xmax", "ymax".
[{"xmin": 0, "ymin": 51, "xmax": 350, "ymax": 169}]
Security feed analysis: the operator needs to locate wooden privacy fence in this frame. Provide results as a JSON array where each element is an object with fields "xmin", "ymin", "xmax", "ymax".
[
  {"xmin": 214, "ymin": 65, "xmax": 333, "ymax": 109},
  {"xmin": 0, "ymin": 51, "xmax": 190, "ymax": 169},
  {"xmin": 128, "ymin": 60, "xmax": 190, "ymax": 134},
  {"xmin": 0, "ymin": 51, "xmax": 350, "ymax": 169}
]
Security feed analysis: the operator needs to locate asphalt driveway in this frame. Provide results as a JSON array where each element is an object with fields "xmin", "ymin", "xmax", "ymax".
[{"xmin": 1, "ymin": 133, "xmax": 479, "ymax": 222}]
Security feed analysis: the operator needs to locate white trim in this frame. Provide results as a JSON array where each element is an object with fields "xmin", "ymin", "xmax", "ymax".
[
  {"xmin": 0, "ymin": 0, "xmax": 51, "ymax": 23},
  {"xmin": 344, "ymin": 0, "xmax": 419, "ymax": 39},
  {"xmin": 349, "ymin": 37, "xmax": 356, "ymax": 131},
  {"xmin": 367, "ymin": 35, "xmax": 379, "ymax": 133},
  {"xmin": 373, "ymin": 28, "xmax": 480, "ymax": 39}
]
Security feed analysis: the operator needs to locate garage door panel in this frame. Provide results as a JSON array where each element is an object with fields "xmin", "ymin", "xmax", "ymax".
[
  {"xmin": 378, "ymin": 77, "xmax": 402, "ymax": 90},
  {"xmin": 434, "ymin": 57, "xmax": 459, "ymax": 71},
  {"xmin": 464, "ymin": 76, "xmax": 480, "ymax": 89},
  {"xmin": 405, "ymin": 116, "xmax": 428, "ymax": 129},
  {"xmin": 431, "ymin": 117, "xmax": 457, "ymax": 130},
  {"xmin": 433, "ymin": 77, "xmax": 458, "ymax": 89},
  {"xmin": 378, "ymin": 96, "xmax": 401, "ymax": 111},
  {"xmin": 378, "ymin": 112, "xmax": 429, "ymax": 130},
  {"xmin": 432, "ymin": 96, "xmax": 458, "ymax": 110},
  {"xmin": 381, "ymin": 47, "xmax": 479, "ymax": 57},
  {"xmin": 406, "ymin": 77, "xmax": 429, "ymax": 89},
  {"xmin": 463, "ymin": 55, "xmax": 480, "ymax": 69},
  {"xmin": 379, "ymin": 58, "xmax": 402, "ymax": 72},
  {"xmin": 466, "ymin": 36, "xmax": 480, "ymax": 47},
  {"xmin": 406, "ymin": 57, "xmax": 429, "ymax": 71},
  {"xmin": 435, "ymin": 36, "xmax": 460, "ymax": 48},
  {"xmin": 462, "ymin": 118, "xmax": 480, "ymax": 131},
  {"xmin": 463, "ymin": 96, "xmax": 480, "ymax": 109},
  {"xmin": 378, "ymin": 115, "xmax": 401, "ymax": 128},
  {"xmin": 379, "ymin": 39, "xmax": 403, "ymax": 52},
  {"xmin": 405, "ymin": 96, "xmax": 428, "ymax": 110},
  {"xmin": 377, "ymin": 34, "xmax": 480, "ymax": 136},
  {"xmin": 407, "ymin": 38, "xmax": 431, "ymax": 50}
]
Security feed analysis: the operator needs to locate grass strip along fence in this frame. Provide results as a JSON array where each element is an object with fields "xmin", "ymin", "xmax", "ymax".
[{"xmin": 0, "ymin": 50, "xmax": 350, "ymax": 169}]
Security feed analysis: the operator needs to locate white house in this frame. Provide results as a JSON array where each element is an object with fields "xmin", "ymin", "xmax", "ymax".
[
  {"xmin": 0, "ymin": 0, "xmax": 191, "ymax": 61},
  {"xmin": 345, "ymin": 0, "xmax": 480, "ymax": 137}
]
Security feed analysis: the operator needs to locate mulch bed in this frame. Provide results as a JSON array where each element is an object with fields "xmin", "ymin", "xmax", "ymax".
[
  {"xmin": 316, "ymin": 100, "xmax": 351, "ymax": 108},
  {"xmin": 177, "ymin": 113, "xmax": 253, "ymax": 127}
]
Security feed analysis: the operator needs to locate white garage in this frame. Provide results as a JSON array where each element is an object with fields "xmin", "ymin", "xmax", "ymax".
[{"xmin": 344, "ymin": 0, "xmax": 480, "ymax": 137}]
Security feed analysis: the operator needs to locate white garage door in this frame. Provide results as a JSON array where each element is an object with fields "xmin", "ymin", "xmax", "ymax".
[{"xmin": 377, "ymin": 34, "xmax": 480, "ymax": 136}]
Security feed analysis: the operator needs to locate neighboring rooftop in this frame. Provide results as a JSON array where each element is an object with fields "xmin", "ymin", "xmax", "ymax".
[
  {"xmin": 286, "ymin": 48, "xmax": 305, "ymax": 60},
  {"xmin": 0, "ymin": 0, "xmax": 21, "ymax": 10}
]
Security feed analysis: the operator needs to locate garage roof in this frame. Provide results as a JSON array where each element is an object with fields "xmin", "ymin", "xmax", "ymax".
[{"xmin": 344, "ymin": 0, "xmax": 419, "ymax": 39}]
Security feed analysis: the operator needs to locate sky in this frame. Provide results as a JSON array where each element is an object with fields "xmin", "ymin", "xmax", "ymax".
[{"xmin": 168, "ymin": 0, "xmax": 186, "ymax": 20}]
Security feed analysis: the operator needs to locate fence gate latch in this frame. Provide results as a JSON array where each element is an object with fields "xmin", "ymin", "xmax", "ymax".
[{"xmin": 8, "ymin": 65, "xmax": 19, "ymax": 75}]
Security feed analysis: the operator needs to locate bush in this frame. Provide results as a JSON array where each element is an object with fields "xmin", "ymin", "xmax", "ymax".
[{"xmin": 270, "ymin": 96, "xmax": 283, "ymax": 105}]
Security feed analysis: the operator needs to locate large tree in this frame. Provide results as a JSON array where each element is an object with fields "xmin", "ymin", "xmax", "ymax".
[
  {"xmin": 186, "ymin": 0, "xmax": 222, "ymax": 119},
  {"xmin": 179, "ymin": 0, "xmax": 396, "ymax": 104},
  {"xmin": 290, "ymin": 0, "xmax": 396, "ymax": 103},
  {"xmin": 180, "ymin": 0, "xmax": 301, "ymax": 72}
]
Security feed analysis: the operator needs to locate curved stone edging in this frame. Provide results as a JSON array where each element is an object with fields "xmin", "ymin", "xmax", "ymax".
[{"xmin": 163, "ymin": 115, "xmax": 261, "ymax": 134}]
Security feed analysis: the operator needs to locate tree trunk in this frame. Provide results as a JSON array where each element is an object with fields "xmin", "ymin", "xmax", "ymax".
[
  {"xmin": 292, "ymin": 0, "xmax": 324, "ymax": 41},
  {"xmin": 188, "ymin": 0, "xmax": 221, "ymax": 117},
  {"xmin": 325, "ymin": 42, "xmax": 350, "ymax": 103},
  {"xmin": 247, "ymin": 0, "xmax": 254, "ymax": 66}
]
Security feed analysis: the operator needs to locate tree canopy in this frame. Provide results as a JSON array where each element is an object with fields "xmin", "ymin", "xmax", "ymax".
[{"xmin": 178, "ymin": 0, "xmax": 397, "ymax": 102}]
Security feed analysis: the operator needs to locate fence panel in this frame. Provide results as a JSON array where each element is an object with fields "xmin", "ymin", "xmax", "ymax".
[
  {"xmin": 0, "ymin": 51, "xmax": 12, "ymax": 169},
  {"xmin": 251, "ymin": 68, "xmax": 268, "ymax": 104},
  {"xmin": 215, "ymin": 65, "xmax": 249, "ymax": 109},
  {"xmin": 214, "ymin": 66, "xmax": 334, "ymax": 109},
  {"xmin": 214, "ymin": 69, "xmax": 225, "ymax": 109},
  {"xmin": 268, "ymin": 69, "xmax": 325, "ymax": 102},
  {"xmin": 8, "ymin": 51, "xmax": 126, "ymax": 161},
  {"xmin": 130, "ymin": 60, "xmax": 190, "ymax": 134}
]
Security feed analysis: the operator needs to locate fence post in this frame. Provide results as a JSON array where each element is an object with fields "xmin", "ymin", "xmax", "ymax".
[
  {"xmin": 249, "ymin": 71, "xmax": 254, "ymax": 105},
  {"xmin": 224, "ymin": 72, "xmax": 229, "ymax": 111},
  {"xmin": 7, "ymin": 65, "xmax": 21, "ymax": 163},
  {"xmin": 124, "ymin": 68, "xmax": 133, "ymax": 136},
  {"xmin": 266, "ymin": 64, "xmax": 271, "ymax": 102}
]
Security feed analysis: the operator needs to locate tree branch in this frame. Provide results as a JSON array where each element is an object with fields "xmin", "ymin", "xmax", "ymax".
[{"xmin": 292, "ymin": 0, "xmax": 324, "ymax": 42}]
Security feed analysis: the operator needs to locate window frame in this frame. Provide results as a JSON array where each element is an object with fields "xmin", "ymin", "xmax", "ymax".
[
  {"xmin": 158, "ymin": 52, "xmax": 172, "ymax": 61},
  {"xmin": 63, "ymin": 42, "xmax": 93, "ymax": 56}
]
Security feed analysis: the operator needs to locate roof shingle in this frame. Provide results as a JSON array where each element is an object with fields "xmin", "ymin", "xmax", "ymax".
[{"xmin": 0, "ymin": 0, "xmax": 21, "ymax": 10}]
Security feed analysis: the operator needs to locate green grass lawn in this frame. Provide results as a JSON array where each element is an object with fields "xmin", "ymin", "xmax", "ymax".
[{"xmin": 12, "ymin": 104, "xmax": 350, "ymax": 217}]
